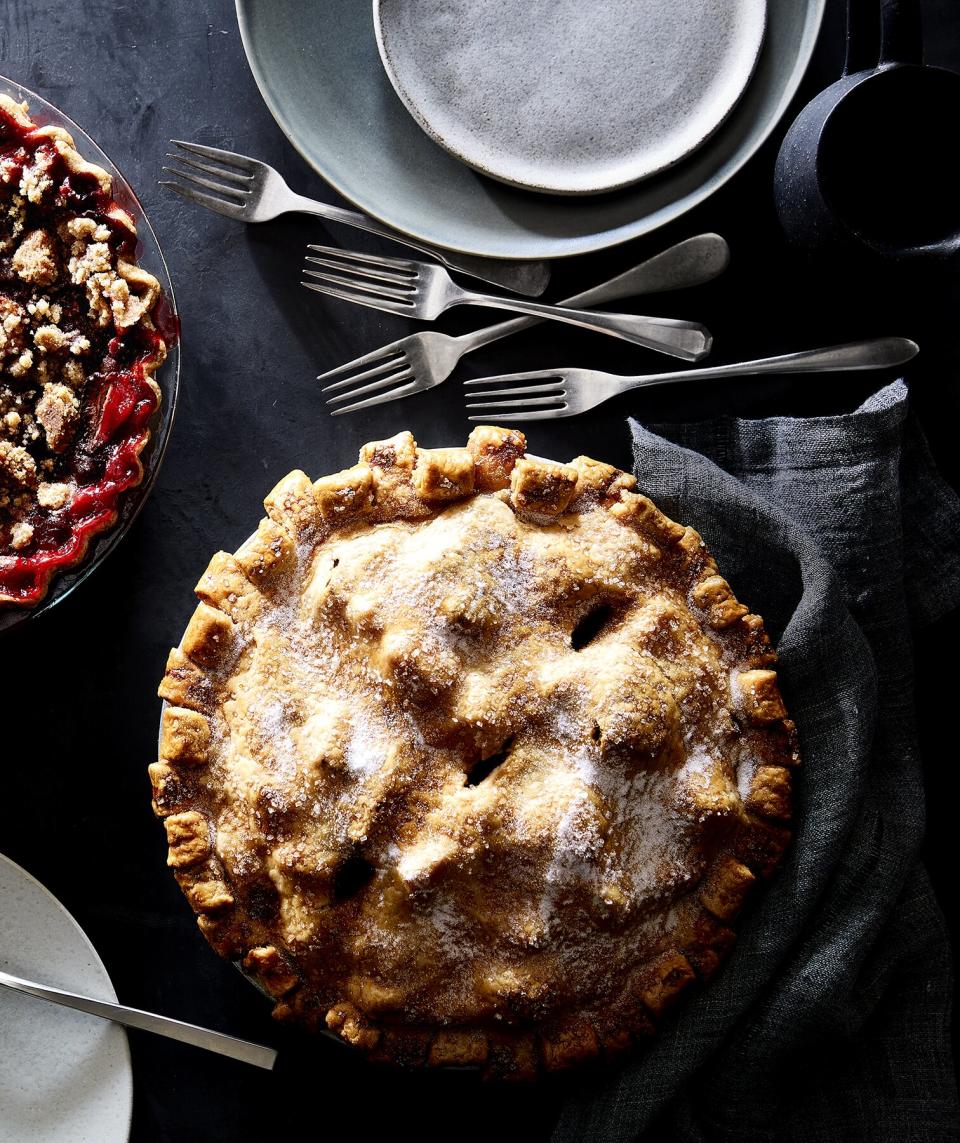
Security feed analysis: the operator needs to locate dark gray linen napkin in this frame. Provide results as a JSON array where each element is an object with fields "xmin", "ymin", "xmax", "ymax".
[{"xmin": 554, "ymin": 381, "xmax": 960, "ymax": 1143}]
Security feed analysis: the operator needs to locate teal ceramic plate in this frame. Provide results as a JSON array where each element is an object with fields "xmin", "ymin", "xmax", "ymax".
[{"xmin": 236, "ymin": 0, "xmax": 825, "ymax": 259}]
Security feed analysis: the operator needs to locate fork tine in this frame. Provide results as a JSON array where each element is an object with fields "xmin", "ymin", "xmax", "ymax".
[
  {"xmin": 306, "ymin": 243, "xmax": 418, "ymax": 274},
  {"xmin": 317, "ymin": 345, "xmax": 405, "ymax": 384},
  {"xmin": 302, "ymin": 273, "xmax": 415, "ymax": 306},
  {"xmin": 463, "ymin": 382, "xmax": 566, "ymax": 398},
  {"xmin": 300, "ymin": 281, "xmax": 414, "ymax": 316},
  {"xmin": 322, "ymin": 355, "xmax": 408, "ymax": 394},
  {"xmin": 159, "ymin": 180, "xmax": 247, "ymax": 220},
  {"xmin": 332, "ymin": 381, "xmax": 420, "ymax": 415},
  {"xmin": 304, "ymin": 255, "xmax": 415, "ymax": 288},
  {"xmin": 170, "ymin": 139, "xmax": 259, "ymax": 173},
  {"xmin": 327, "ymin": 369, "xmax": 414, "ymax": 405},
  {"xmin": 165, "ymin": 152, "xmax": 253, "ymax": 186},
  {"xmin": 462, "ymin": 371, "xmax": 562, "ymax": 387},
  {"xmin": 161, "ymin": 166, "xmax": 248, "ymax": 201},
  {"xmin": 464, "ymin": 395, "xmax": 568, "ymax": 410}
]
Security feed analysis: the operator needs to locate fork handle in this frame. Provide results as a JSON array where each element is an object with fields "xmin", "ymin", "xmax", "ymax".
[
  {"xmin": 0, "ymin": 969, "xmax": 277, "ymax": 1070},
  {"xmin": 287, "ymin": 194, "xmax": 548, "ymax": 296},
  {"xmin": 616, "ymin": 337, "xmax": 919, "ymax": 391},
  {"xmin": 458, "ymin": 233, "xmax": 730, "ymax": 354},
  {"xmin": 454, "ymin": 291, "xmax": 712, "ymax": 362}
]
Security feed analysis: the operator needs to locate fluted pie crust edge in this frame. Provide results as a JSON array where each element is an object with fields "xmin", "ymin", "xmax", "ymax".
[{"xmin": 153, "ymin": 427, "xmax": 797, "ymax": 1080}]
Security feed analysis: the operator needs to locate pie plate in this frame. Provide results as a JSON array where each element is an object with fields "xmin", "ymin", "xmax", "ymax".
[{"xmin": 0, "ymin": 74, "xmax": 180, "ymax": 637}]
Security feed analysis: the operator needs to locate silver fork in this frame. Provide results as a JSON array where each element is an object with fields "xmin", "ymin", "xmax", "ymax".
[
  {"xmin": 318, "ymin": 233, "xmax": 730, "ymax": 414},
  {"xmin": 464, "ymin": 338, "xmax": 920, "ymax": 420},
  {"xmin": 160, "ymin": 139, "xmax": 549, "ymax": 297},
  {"xmin": 302, "ymin": 245, "xmax": 712, "ymax": 360},
  {"xmin": 0, "ymin": 968, "xmax": 276, "ymax": 1070}
]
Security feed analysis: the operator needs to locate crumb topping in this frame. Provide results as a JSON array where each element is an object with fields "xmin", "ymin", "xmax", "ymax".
[{"xmin": 1, "ymin": 94, "xmax": 171, "ymax": 606}]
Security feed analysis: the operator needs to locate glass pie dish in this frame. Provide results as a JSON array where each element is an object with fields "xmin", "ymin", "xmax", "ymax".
[{"xmin": 0, "ymin": 73, "xmax": 180, "ymax": 636}]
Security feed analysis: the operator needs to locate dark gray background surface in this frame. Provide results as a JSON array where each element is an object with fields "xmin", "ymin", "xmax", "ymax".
[{"xmin": 1, "ymin": 2, "xmax": 957, "ymax": 1140}]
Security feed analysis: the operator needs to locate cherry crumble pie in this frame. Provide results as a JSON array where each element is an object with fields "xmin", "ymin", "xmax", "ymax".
[{"xmin": 1, "ymin": 95, "xmax": 173, "ymax": 607}]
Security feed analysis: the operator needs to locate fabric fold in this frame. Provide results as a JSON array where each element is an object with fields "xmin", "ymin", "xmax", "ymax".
[{"xmin": 554, "ymin": 382, "xmax": 959, "ymax": 1142}]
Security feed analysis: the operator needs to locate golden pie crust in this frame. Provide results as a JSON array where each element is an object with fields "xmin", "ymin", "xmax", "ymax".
[{"xmin": 154, "ymin": 427, "xmax": 797, "ymax": 1078}]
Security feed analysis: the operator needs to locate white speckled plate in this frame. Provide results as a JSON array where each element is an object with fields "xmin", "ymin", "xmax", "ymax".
[
  {"xmin": 373, "ymin": 0, "xmax": 767, "ymax": 195},
  {"xmin": 0, "ymin": 854, "xmax": 132, "ymax": 1143}
]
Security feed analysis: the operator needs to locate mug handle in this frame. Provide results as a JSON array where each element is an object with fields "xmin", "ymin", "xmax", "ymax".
[
  {"xmin": 880, "ymin": 0, "xmax": 923, "ymax": 66},
  {"xmin": 844, "ymin": 0, "xmax": 881, "ymax": 75}
]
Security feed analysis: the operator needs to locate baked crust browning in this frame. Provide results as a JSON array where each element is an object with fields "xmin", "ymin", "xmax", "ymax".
[
  {"xmin": 569, "ymin": 454, "xmax": 637, "ymax": 505},
  {"xmin": 156, "ymin": 648, "xmax": 214, "ymax": 713},
  {"xmin": 181, "ymin": 602, "xmax": 236, "ymax": 669},
  {"xmin": 153, "ymin": 429, "xmax": 797, "ymax": 1078},
  {"xmin": 159, "ymin": 707, "xmax": 211, "ymax": 766},
  {"xmin": 242, "ymin": 945, "xmax": 299, "ymax": 999},
  {"xmin": 264, "ymin": 470, "xmax": 322, "ymax": 541},
  {"xmin": 313, "ymin": 464, "xmax": 374, "ymax": 524},
  {"xmin": 412, "ymin": 447, "xmax": 474, "ymax": 501},
  {"xmin": 164, "ymin": 811, "xmax": 212, "ymax": 868},
  {"xmin": 466, "ymin": 425, "xmax": 525, "ymax": 491},
  {"xmin": 195, "ymin": 551, "xmax": 264, "ymax": 621},
  {"xmin": 509, "ymin": 457, "xmax": 579, "ymax": 518},
  {"xmin": 148, "ymin": 761, "xmax": 198, "ymax": 817}
]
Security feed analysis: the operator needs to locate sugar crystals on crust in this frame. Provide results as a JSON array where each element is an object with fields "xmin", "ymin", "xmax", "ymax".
[{"xmin": 153, "ymin": 426, "xmax": 798, "ymax": 1078}]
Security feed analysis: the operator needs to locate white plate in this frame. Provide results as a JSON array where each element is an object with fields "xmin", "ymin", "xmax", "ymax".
[
  {"xmin": 0, "ymin": 854, "xmax": 132, "ymax": 1143},
  {"xmin": 373, "ymin": 0, "xmax": 767, "ymax": 195}
]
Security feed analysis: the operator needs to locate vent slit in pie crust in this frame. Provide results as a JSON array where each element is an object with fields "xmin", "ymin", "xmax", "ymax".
[{"xmin": 154, "ymin": 427, "xmax": 798, "ymax": 1079}]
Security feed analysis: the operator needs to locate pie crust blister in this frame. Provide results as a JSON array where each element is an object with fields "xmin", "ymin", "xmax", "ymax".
[{"xmin": 154, "ymin": 427, "xmax": 797, "ymax": 1079}]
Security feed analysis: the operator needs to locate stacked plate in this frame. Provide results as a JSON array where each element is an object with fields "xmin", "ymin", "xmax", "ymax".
[{"xmin": 235, "ymin": 0, "xmax": 825, "ymax": 260}]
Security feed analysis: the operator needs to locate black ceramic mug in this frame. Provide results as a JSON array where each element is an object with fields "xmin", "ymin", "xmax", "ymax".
[{"xmin": 774, "ymin": 0, "xmax": 960, "ymax": 269}]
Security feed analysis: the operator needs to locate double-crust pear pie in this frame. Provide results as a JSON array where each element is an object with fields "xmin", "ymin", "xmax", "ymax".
[
  {"xmin": 1, "ymin": 95, "xmax": 172, "ymax": 607},
  {"xmin": 153, "ymin": 428, "xmax": 797, "ymax": 1079}
]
